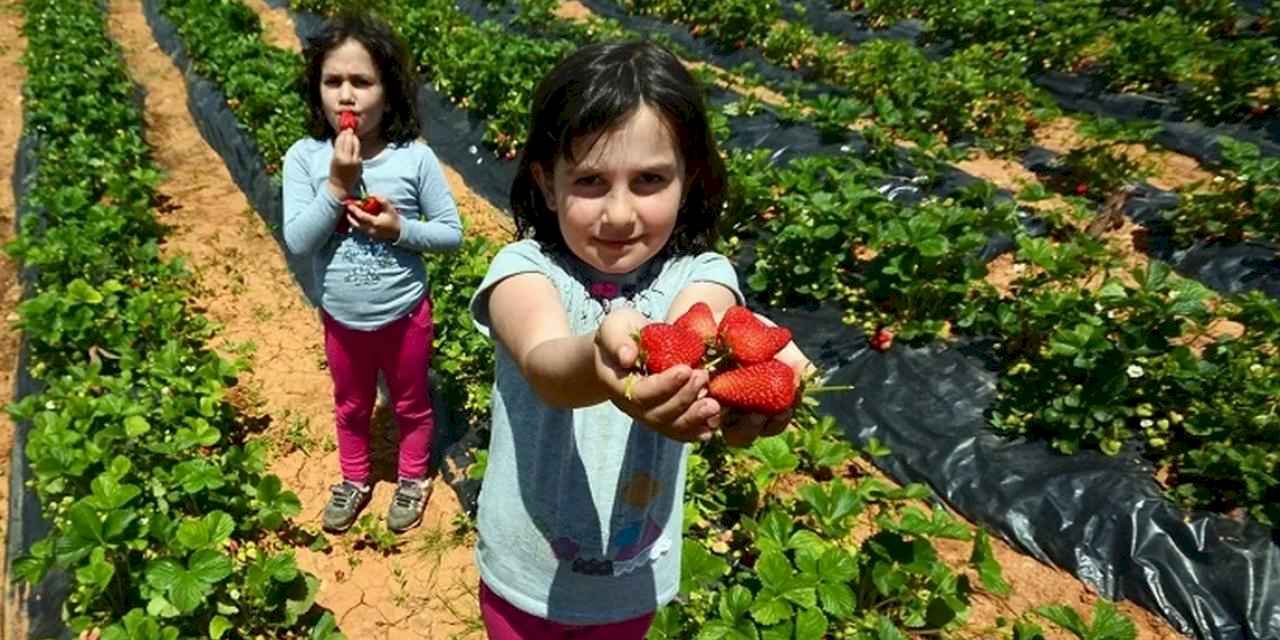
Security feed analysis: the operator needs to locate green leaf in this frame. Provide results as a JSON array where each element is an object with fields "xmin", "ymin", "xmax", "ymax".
[
  {"xmin": 124, "ymin": 415, "xmax": 151, "ymax": 437},
  {"xmin": 67, "ymin": 279, "xmax": 103, "ymax": 304},
  {"xmin": 1035, "ymin": 604, "xmax": 1088, "ymax": 637},
  {"xmin": 682, "ymin": 540, "xmax": 729, "ymax": 594},
  {"xmin": 795, "ymin": 609, "xmax": 828, "ymax": 640},
  {"xmin": 1087, "ymin": 601, "xmax": 1137, "ymax": 640},
  {"xmin": 209, "ymin": 616, "xmax": 233, "ymax": 640},
  {"xmin": 749, "ymin": 437, "xmax": 798, "ymax": 481},
  {"xmin": 917, "ymin": 236, "xmax": 950, "ymax": 257},
  {"xmin": 720, "ymin": 585, "xmax": 754, "ymax": 621},
  {"xmin": 749, "ymin": 595, "xmax": 792, "ymax": 627},
  {"xmin": 75, "ymin": 547, "xmax": 114, "ymax": 592},
  {"xmin": 969, "ymin": 529, "xmax": 1011, "ymax": 596},
  {"xmin": 755, "ymin": 551, "xmax": 794, "ymax": 589},
  {"xmin": 88, "ymin": 473, "xmax": 141, "ymax": 511},
  {"xmin": 176, "ymin": 512, "xmax": 236, "ymax": 550}
]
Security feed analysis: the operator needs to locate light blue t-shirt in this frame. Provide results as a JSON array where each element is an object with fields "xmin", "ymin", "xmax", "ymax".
[
  {"xmin": 469, "ymin": 239, "xmax": 743, "ymax": 625},
  {"xmin": 282, "ymin": 137, "xmax": 463, "ymax": 329}
]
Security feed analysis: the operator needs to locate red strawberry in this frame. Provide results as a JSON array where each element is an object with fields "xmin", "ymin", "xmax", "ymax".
[
  {"xmin": 869, "ymin": 328, "xmax": 894, "ymax": 352},
  {"xmin": 718, "ymin": 305, "xmax": 792, "ymax": 365},
  {"xmin": 357, "ymin": 195, "xmax": 383, "ymax": 214},
  {"xmin": 674, "ymin": 302, "xmax": 718, "ymax": 344},
  {"xmin": 339, "ymin": 111, "xmax": 358, "ymax": 131},
  {"xmin": 638, "ymin": 323, "xmax": 706, "ymax": 374},
  {"xmin": 1075, "ymin": 183, "xmax": 1089, "ymax": 196},
  {"xmin": 708, "ymin": 360, "xmax": 797, "ymax": 415}
]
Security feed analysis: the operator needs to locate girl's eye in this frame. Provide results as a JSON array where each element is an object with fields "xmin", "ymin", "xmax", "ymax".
[
  {"xmin": 640, "ymin": 173, "xmax": 667, "ymax": 184},
  {"xmin": 575, "ymin": 175, "xmax": 603, "ymax": 187}
]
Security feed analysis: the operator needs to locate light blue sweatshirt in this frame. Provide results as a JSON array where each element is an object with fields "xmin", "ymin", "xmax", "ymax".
[{"xmin": 283, "ymin": 138, "xmax": 463, "ymax": 330}]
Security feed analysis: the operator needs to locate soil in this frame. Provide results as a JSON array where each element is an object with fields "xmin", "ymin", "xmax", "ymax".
[
  {"xmin": 0, "ymin": 1, "xmax": 27, "ymax": 636},
  {"xmin": 1033, "ymin": 117, "xmax": 1214, "ymax": 192}
]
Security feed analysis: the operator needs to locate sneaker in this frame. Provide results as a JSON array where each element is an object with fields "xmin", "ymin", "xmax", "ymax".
[
  {"xmin": 387, "ymin": 478, "xmax": 432, "ymax": 533},
  {"xmin": 322, "ymin": 481, "xmax": 371, "ymax": 533}
]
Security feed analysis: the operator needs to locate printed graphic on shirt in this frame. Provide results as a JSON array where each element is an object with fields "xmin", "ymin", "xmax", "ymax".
[
  {"xmin": 338, "ymin": 237, "xmax": 399, "ymax": 286},
  {"xmin": 553, "ymin": 472, "xmax": 672, "ymax": 577}
]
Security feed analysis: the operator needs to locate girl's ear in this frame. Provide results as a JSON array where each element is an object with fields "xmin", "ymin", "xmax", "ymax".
[{"xmin": 532, "ymin": 162, "xmax": 557, "ymax": 212}]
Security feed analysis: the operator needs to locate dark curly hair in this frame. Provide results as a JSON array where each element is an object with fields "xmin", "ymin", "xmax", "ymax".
[
  {"xmin": 510, "ymin": 40, "xmax": 726, "ymax": 256},
  {"xmin": 302, "ymin": 13, "xmax": 420, "ymax": 145}
]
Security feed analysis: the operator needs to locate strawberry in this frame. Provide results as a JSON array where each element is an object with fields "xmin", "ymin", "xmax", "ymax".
[
  {"xmin": 869, "ymin": 327, "xmax": 894, "ymax": 352},
  {"xmin": 674, "ymin": 302, "xmax": 718, "ymax": 344},
  {"xmin": 708, "ymin": 360, "xmax": 797, "ymax": 415},
  {"xmin": 638, "ymin": 323, "xmax": 705, "ymax": 374},
  {"xmin": 718, "ymin": 305, "xmax": 792, "ymax": 365},
  {"xmin": 357, "ymin": 195, "xmax": 383, "ymax": 214},
  {"xmin": 336, "ymin": 196, "xmax": 384, "ymax": 234},
  {"xmin": 338, "ymin": 111, "xmax": 358, "ymax": 131},
  {"xmin": 1075, "ymin": 182, "xmax": 1089, "ymax": 196}
]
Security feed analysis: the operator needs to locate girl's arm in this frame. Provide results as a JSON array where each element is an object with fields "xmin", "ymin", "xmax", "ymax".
[
  {"xmin": 393, "ymin": 147, "xmax": 463, "ymax": 253},
  {"xmin": 282, "ymin": 142, "xmax": 346, "ymax": 257},
  {"xmin": 488, "ymin": 273, "xmax": 719, "ymax": 441}
]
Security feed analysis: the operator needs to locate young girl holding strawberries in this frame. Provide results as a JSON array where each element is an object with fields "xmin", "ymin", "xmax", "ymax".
[
  {"xmin": 283, "ymin": 14, "xmax": 462, "ymax": 534},
  {"xmin": 469, "ymin": 40, "xmax": 812, "ymax": 638}
]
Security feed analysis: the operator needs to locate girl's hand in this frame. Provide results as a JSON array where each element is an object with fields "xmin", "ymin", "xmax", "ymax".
[
  {"xmin": 327, "ymin": 128, "xmax": 362, "ymax": 199},
  {"xmin": 717, "ymin": 319, "xmax": 815, "ymax": 448},
  {"xmin": 346, "ymin": 196, "xmax": 402, "ymax": 242},
  {"xmin": 595, "ymin": 308, "xmax": 720, "ymax": 442}
]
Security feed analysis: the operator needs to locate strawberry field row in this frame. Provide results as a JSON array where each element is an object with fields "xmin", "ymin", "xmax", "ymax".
[
  {"xmin": 832, "ymin": 0, "xmax": 1280, "ymax": 123},
  {"xmin": 7, "ymin": 1, "xmax": 339, "ymax": 638}
]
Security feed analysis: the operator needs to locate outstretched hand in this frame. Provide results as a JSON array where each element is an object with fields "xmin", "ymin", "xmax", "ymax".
[{"xmin": 594, "ymin": 308, "xmax": 720, "ymax": 442}]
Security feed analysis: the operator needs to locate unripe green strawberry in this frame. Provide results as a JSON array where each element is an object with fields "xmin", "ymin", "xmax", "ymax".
[
  {"xmin": 674, "ymin": 302, "xmax": 718, "ymax": 344},
  {"xmin": 638, "ymin": 323, "xmax": 705, "ymax": 373},
  {"xmin": 718, "ymin": 305, "xmax": 791, "ymax": 364},
  {"xmin": 708, "ymin": 360, "xmax": 796, "ymax": 415}
]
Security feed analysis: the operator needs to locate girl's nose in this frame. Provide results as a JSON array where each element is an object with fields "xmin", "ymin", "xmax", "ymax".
[
  {"xmin": 338, "ymin": 82, "xmax": 355, "ymax": 103},
  {"xmin": 601, "ymin": 188, "xmax": 637, "ymax": 228}
]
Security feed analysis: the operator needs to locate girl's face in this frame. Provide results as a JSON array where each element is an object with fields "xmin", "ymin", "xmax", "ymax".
[
  {"xmin": 535, "ymin": 105, "xmax": 686, "ymax": 275},
  {"xmin": 320, "ymin": 39, "xmax": 386, "ymax": 142}
]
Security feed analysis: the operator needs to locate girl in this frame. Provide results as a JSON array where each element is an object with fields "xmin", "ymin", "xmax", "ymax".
[
  {"xmin": 470, "ymin": 40, "xmax": 809, "ymax": 637},
  {"xmin": 283, "ymin": 14, "xmax": 463, "ymax": 534}
]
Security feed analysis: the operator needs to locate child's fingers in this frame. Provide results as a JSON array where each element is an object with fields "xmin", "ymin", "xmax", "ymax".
[
  {"xmin": 761, "ymin": 410, "xmax": 792, "ymax": 437},
  {"xmin": 627, "ymin": 365, "xmax": 697, "ymax": 408},
  {"xmin": 721, "ymin": 413, "xmax": 766, "ymax": 448}
]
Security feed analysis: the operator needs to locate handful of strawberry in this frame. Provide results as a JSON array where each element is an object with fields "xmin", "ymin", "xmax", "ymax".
[{"xmin": 635, "ymin": 303, "xmax": 845, "ymax": 417}]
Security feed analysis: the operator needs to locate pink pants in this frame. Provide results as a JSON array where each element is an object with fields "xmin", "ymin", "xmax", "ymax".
[
  {"xmin": 480, "ymin": 582, "xmax": 654, "ymax": 639},
  {"xmin": 321, "ymin": 297, "xmax": 435, "ymax": 484}
]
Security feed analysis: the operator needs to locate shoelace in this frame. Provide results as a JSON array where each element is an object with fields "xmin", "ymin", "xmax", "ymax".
[
  {"xmin": 393, "ymin": 481, "xmax": 423, "ymax": 509},
  {"xmin": 330, "ymin": 483, "xmax": 359, "ymax": 509}
]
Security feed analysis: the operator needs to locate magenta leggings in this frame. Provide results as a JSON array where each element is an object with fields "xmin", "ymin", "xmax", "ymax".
[
  {"xmin": 322, "ymin": 297, "xmax": 435, "ymax": 484},
  {"xmin": 480, "ymin": 582, "xmax": 654, "ymax": 639}
]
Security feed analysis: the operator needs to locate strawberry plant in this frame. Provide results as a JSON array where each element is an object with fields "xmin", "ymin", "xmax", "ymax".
[
  {"xmin": 159, "ymin": 0, "xmax": 308, "ymax": 175},
  {"xmin": 1168, "ymin": 137, "xmax": 1280, "ymax": 245},
  {"xmin": 8, "ymin": 1, "xmax": 338, "ymax": 636}
]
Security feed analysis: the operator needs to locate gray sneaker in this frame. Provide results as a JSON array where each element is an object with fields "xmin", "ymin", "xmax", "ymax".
[
  {"xmin": 387, "ymin": 478, "xmax": 432, "ymax": 533},
  {"xmin": 322, "ymin": 481, "xmax": 371, "ymax": 533}
]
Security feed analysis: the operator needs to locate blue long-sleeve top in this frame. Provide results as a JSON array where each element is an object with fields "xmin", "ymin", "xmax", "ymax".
[{"xmin": 283, "ymin": 138, "xmax": 463, "ymax": 330}]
